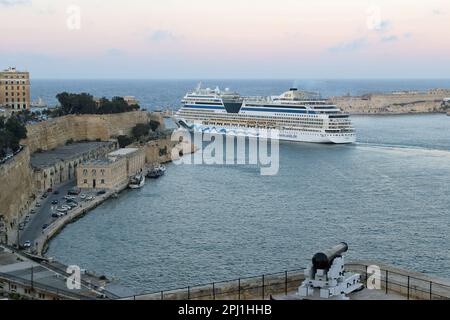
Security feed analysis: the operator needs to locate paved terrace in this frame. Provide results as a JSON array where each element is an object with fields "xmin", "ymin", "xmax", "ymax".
[
  {"xmin": 0, "ymin": 245, "xmax": 104, "ymax": 299},
  {"xmin": 30, "ymin": 142, "xmax": 113, "ymax": 168}
]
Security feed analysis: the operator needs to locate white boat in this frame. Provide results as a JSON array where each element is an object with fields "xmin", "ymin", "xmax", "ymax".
[
  {"xmin": 31, "ymin": 97, "xmax": 47, "ymax": 108},
  {"xmin": 129, "ymin": 174, "xmax": 145, "ymax": 189},
  {"xmin": 175, "ymin": 84, "xmax": 356, "ymax": 144},
  {"xmin": 147, "ymin": 165, "xmax": 166, "ymax": 179}
]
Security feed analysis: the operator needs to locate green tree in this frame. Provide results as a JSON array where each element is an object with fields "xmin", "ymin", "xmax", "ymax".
[
  {"xmin": 117, "ymin": 135, "xmax": 134, "ymax": 148},
  {"xmin": 132, "ymin": 123, "xmax": 150, "ymax": 139},
  {"xmin": 149, "ymin": 120, "xmax": 160, "ymax": 132},
  {"xmin": 56, "ymin": 92, "xmax": 97, "ymax": 114},
  {"xmin": 0, "ymin": 116, "xmax": 6, "ymax": 129},
  {"xmin": 5, "ymin": 117, "xmax": 27, "ymax": 140}
]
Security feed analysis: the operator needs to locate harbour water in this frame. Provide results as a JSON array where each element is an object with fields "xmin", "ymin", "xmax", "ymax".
[
  {"xmin": 31, "ymin": 79, "xmax": 450, "ymax": 110},
  {"xmin": 45, "ymin": 110, "xmax": 450, "ymax": 294}
]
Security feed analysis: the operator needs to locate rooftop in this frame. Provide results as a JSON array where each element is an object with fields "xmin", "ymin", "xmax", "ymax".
[
  {"xmin": 108, "ymin": 148, "xmax": 139, "ymax": 157},
  {"xmin": 81, "ymin": 158, "xmax": 119, "ymax": 166},
  {"xmin": 30, "ymin": 142, "xmax": 113, "ymax": 168},
  {"xmin": 1, "ymin": 67, "xmax": 27, "ymax": 73}
]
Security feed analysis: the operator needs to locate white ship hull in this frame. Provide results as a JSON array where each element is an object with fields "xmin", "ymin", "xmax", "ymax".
[
  {"xmin": 181, "ymin": 122, "xmax": 356, "ymax": 144},
  {"xmin": 176, "ymin": 85, "xmax": 356, "ymax": 145}
]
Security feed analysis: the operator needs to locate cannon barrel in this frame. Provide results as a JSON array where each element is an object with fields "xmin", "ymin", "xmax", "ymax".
[{"xmin": 312, "ymin": 242, "xmax": 348, "ymax": 270}]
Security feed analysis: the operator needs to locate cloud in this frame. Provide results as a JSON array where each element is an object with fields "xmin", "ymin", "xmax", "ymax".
[
  {"xmin": 0, "ymin": 0, "xmax": 31, "ymax": 6},
  {"xmin": 403, "ymin": 32, "xmax": 413, "ymax": 39},
  {"xmin": 381, "ymin": 35, "xmax": 398, "ymax": 42},
  {"xmin": 327, "ymin": 37, "xmax": 368, "ymax": 53},
  {"xmin": 149, "ymin": 30, "xmax": 182, "ymax": 42},
  {"xmin": 106, "ymin": 48, "xmax": 125, "ymax": 56},
  {"xmin": 372, "ymin": 20, "xmax": 391, "ymax": 33},
  {"xmin": 432, "ymin": 9, "xmax": 443, "ymax": 15}
]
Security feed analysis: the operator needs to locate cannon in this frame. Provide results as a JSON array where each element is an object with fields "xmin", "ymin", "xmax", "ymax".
[
  {"xmin": 312, "ymin": 242, "xmax": 348, "ymax": 270},
  {"xmin": 298, "ymin": 242, "xmax": 363, "ymax": 300}
]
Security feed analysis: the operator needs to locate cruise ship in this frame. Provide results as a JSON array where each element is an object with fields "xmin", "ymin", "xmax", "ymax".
[{"xmin": 174, "ymin": 84, "xmax": 356, "ymax": 144}]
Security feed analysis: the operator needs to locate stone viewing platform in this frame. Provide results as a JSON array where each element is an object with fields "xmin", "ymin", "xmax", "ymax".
[
  {"xmin": 119, "ymin": 262, "xmax": 450, "ymax": 301},
  {"xmin": 0, "ymin": 244, "xmax": 122, "ymax": 299}
]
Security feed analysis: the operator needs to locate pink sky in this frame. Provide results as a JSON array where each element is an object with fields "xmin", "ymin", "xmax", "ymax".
[{"xmin": 1, "ymin": 0, "xmax": 449, "ymax": 78}]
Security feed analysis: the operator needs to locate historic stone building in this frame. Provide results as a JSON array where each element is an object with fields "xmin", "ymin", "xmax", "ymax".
[
  {"xmin": 77, "ymin": 158, "xmax": 128, "ymax": 190},
  {"xmin": 77, "ymin": 147, "xmax": 145, "ymax": 190},
  {"xmin": 0, "ymin": 67, "xmax": 30, "ymax": 113},
  {"xmin": 107, "ymin": 148, "xmax": 145, "ymax": 177},
  {"xmin": 31, "ymin": 141, "xmax": 117, "ymax": 192}
]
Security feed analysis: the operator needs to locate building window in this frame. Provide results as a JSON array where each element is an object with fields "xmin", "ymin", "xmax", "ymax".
[
  {"xmin": 83, "ymin": 169, "xmax": 88, "ymax": 176},
  {"xmin": 101, "ymin": 169, "xmax": 105, "ymax": 176},
  {"xmin": 101, "ymin": 179, "xmax": 105, "ymax": 184},
  {"xmin": 91, "ymin": 169, "xmax": 96, "ymax": 176},
  {"xmin": 84, "ymin": 179, "xmax": 88, "ymax": 184}
]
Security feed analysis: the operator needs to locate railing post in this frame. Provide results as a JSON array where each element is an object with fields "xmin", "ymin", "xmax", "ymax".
[
  {"xmin": 238, "ymin": 279, "xmax": 240, "ymax": 300},
  {"xmin": 285, "ymin": 271, "xmax": 288, "ymax": 295},
  {"xmin": 407, "ymin": 276, "xmax": 410, "ymax": 300},
  {"xmin": 429, "ymin": 281, "xmax": 432, "ymax": 300},
  {"xmin": 187, "ymin": 286, "xmax": 190, "ymax": 300},
  {"xmin": 385, "ymin": 270, "xmax": 388, "ymax": 294},
  {"xmin": 161, "ymin": 290, "xmax": 164, "ymax": 300},
  {"xmin": 213, "ymin": 282, "xmax": 215, "ymax": 300},
  {"xmin": 262, "ymin": 275, "xmax": 265, "ymax": 300}
]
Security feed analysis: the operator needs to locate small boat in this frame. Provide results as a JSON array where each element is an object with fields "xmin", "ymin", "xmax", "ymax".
[
  {"xmin": 129, "ymin": 174, "xmax": 145, "ymax": 189},
  {"xmin": 31, "ymin": 97, "xmax": 47, "ymax": 108},
  {"xmin": 147, "ymin": 165, "xmax": 166, "ymax": 179}
]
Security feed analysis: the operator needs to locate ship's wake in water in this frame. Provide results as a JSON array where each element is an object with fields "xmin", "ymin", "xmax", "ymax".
[{"xmin": 356, "ymin": 142, "xmax": 450, "ymax": 158}]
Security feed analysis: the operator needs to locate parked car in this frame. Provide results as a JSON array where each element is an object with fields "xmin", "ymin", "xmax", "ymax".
[
  {"xmin": 19, "ymin": 223, "xmax": 25, "ymax": 231},
  {"xmin": 52, "ymin": 213, "xmax": 59, "ymax": 218},
  {"xmin": 42, "ymin": 224, "xmax": 49, "ymax": 230},
  {"xmin": 51, "ymin": 200, "xmax": 59, "ymax": 205},
  {"xmin": 47, "ymin": 188, "xmax": 53, "ymax": 193},
  {"xmin": 23, "ymin": 241, "xmax": 31, "ymax": 248},
  {"xmin": 97, "ymin": 190, "xmax": 106, "ymax": 195},
  {"xmin": 86, "ymin": 196, "xmax": 94, "ymax": 201},
  {"xmin": 80, "ymin": 194, "xmax": 87, "ymax": 200},
  {"xmin": 41, "ymin": 193, "xmax": 48, "ymax": 199},
  {"xmin": 36, "ymin": 202, "xmax": 41, "ymax": 207},
  {"xmin": 68, "ymin": 187, "xmax": 81, "ymax": 195},
  {"xmin": 30, "ymin": 209, "xmax": 36, "ymax": 214}
]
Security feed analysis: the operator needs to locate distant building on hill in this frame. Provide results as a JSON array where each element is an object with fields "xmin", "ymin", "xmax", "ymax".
[
  {"xmin": 122, "ymin": 96, "xmax": 139, "ymax": 106},
  {"xmin": 0, "ymin": 67, "xmax": 31, "ymax": 114}
]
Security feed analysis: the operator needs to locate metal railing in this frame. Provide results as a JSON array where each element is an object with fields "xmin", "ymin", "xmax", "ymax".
[
  {"xmin": 124, "ymin": 268, "xmax": 306, "ymax": 300},
  {"xmin": 346, "ymin": 263, "xmax": 450, "ymax": 300},
  {"xmin": 124, "ymin": 263, "xmax": 450, "ymax": 300}
]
